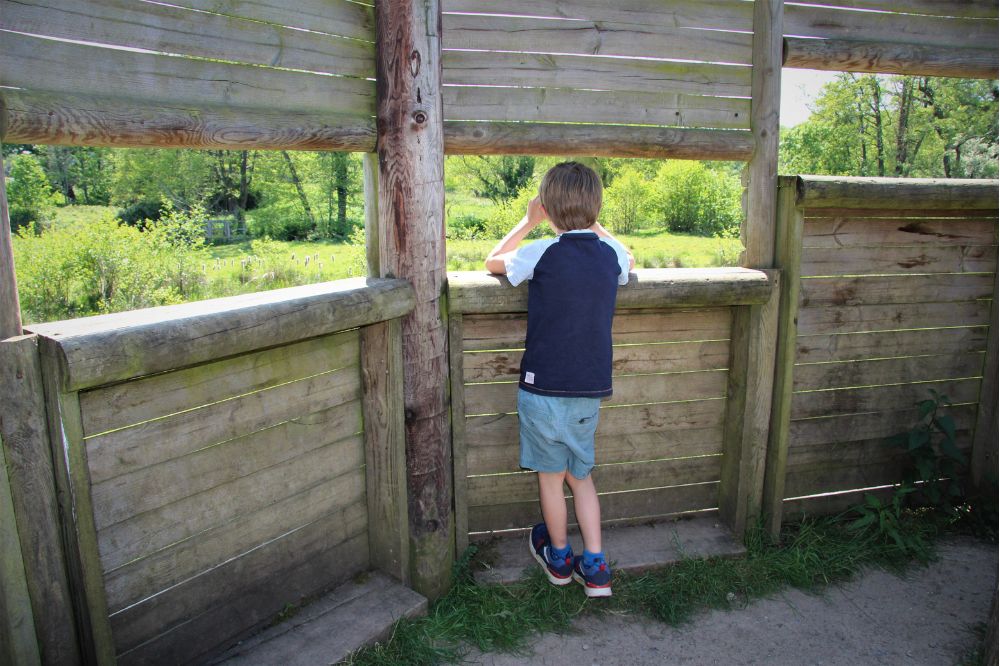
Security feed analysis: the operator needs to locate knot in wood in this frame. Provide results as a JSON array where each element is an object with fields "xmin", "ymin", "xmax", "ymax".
[
  {"xmin": 412, "ymin": 110, "xmax": 428, "ymax": 125},
  {"xmin": 404, "ymin": 407, "xmax": 416, "ymax": 423}
]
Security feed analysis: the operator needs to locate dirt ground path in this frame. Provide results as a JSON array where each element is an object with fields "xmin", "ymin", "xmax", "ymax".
[{"xmin": 465, "ymin": 535, "xmax": 997, "ymax": 665}]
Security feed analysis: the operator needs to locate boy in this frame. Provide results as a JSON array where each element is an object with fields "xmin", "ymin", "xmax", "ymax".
[{"xmin": 484, "ymin": 162, "xmax": 634, "ymax": 598}]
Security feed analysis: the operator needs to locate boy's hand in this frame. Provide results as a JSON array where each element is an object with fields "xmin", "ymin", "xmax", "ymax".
[{"xmin": 526, "ymin": 196, "xmax": 547, "ymax": 228}]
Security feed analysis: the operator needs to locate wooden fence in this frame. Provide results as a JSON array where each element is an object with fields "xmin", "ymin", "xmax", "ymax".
[{"xmin": 5, "ymin": 279, "xmax": 414, "ymax": 664}]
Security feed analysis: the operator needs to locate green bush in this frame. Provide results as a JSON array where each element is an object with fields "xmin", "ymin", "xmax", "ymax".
[
  {"xmin": 601, "ymin": 166, "xmax": 654, "ymax": 234},
  {"xmin": 446, "ymin": 214, "xmax": 488, "ymax": 240},
  {"xmin": 118, "ymin": 199, "xmax": 164, "ymax": 227},
  {"xmin": 247, "ymin": 201, "xmax": 315, "ymax": 240},
  {"xmin": 651, "ymin": 162, "xmax": 742, "ymax": 237},
  {"xmin": 7, "ymin": 153, "xmax": 55, "ymax": 232}
]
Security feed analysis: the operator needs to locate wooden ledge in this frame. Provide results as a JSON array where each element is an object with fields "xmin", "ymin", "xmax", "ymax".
[
  {"xmin": 26, "ymin": 278, "xmax": 415, "ymax": 392},
  {"xmin": 447, "ymin": 268, "xmax": 777, "ymax": 314},
  {"xmin": 795, "ymin": 175, "xmax": 999, "ymax": 211}
]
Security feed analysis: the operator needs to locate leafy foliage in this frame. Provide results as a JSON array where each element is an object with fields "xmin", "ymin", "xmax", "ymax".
[
  {"xmin": 7, "ymin": 153, "xmax": 56, "ymax": 232},
  {"xmin": 650, "ymin": 161, "xmax": 742, "ymax": 237}
]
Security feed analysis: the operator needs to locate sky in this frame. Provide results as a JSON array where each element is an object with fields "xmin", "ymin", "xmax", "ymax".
[{"xmin": 780, "ymin": 68, "xmax": 843, "ymax": 127}]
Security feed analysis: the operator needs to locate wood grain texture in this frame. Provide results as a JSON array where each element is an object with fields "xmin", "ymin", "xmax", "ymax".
[
  {"xmin": 0, "ymin": 32, "xmax": 375, "ymax": 118},
  {"xmin": 801, "ymin": 216, "xmax": 998, "ymax": 248},
  {"xmin": 795, "ymin": 326, "xmax": 991, "ymax": 363},
  {"xmin": 800, "ymin": 244, "xmax": 998, "ymax": 277},
  {"xmin": 789, "ymin": 404, "xmax": 978, "ymax": 448},
  {"xmin": 790, "ymin": 0, "xmax": 997, "ymax": 19},
  {"xmin": 27, "ymin": 277, "xmax": 413, "ymax": 392},
  {"xmin": 790, "ymin": 377, "xmax": 982, "ymax": 419},
  {"xmin": 970, "ymin": 284, "xmax": 998, "ymax": 490},
  {"xmin": 166, "ymin": 0, "xmax": 375, "ymax": 40},
  {"xmin": 783, "ymin": 3, "xmax": 997, "ymax": 49},
  {"xmin": 793, "ymin": 352, "xmax": 986, "ymax": 391},
  {"xmin": 361, "ymin": 318, "xmax": 410, "ymax": 582},
  {"xmin": 783, "ymin": 36, "xmax": 998, "ymax": 79},
  {"xmin": 0, "ymin": 151, "xmax": 21, "ymax": 339},
  {"xmin": 0, "ymin": 335, "xmax": 80, "ymax": 664},
  {"xmin": 374, "ymin": 0, "xmax": 453, "ymax": 601},
  {"xmin": 799, "ymin": 273, "xmax": 995, "ymax": 308},
  {"xmin": 363, "ymin": 153, "xmax": 381, "ymax": 276},
  {"xmin": 796, "ymin": 175, "xmax": 999, "ymax": 210},
  {"xmin": 742, "ymin": 0, "xmax": 783, "ymax": 268},
  {"xmin": 449, "ymin": 314, "xmax": 471, "ymax": 555},
  {"xmin": 1, "ymin": 89, "xmax": 377, "ymax": 151},
  {"xmin": 443, "ymin": 121, "xmax": 754, "ymax": 161},
  {"xmin": 448, "ymin": 268, "xmax": 775, "ymax": 314},
  {"xmin": 796, "ymin": 300, "xmax": 992, "ymax": 335}
]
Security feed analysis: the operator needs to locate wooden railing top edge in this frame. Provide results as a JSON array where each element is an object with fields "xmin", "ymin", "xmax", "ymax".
[
  {"xmin": 25, "ymin": 277, "xmax": 415, "ymax": 392},
  {"xmin": 793, "ymin": 175, "xmax": 1000, "ymax": 210},
  {"xmin": 447, "ymin": 267, "xmax": 777, "ymax": 314}
]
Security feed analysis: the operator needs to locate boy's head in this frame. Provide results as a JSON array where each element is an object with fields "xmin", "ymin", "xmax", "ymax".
[{"xmin": 539, "ymin": 162, "xmax": 602, "ymax": 232}]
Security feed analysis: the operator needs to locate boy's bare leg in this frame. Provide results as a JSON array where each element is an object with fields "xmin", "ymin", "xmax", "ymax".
[
  {"xmin": 537, "ymin": 471, "xmax": 569, "ymax": 549},
  {"xmin": 565, "ymin": 473, "xmax": 602, "ymax": 554}
]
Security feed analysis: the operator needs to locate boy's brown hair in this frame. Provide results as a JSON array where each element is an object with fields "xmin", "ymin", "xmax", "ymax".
[{"xmin": 539, "ymin": 162, "xmax": 602, "ymax": 231}]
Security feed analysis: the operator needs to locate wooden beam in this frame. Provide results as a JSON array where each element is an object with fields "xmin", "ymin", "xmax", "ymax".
[
  {"xmin": 762, "ymin": 179, "xmax": 804, "ymax": 540},
  {"xmin": 784, "ymin": 37, "xmax": 998, "ymax": 80},
  {"xmin": 0, "ymin": 335, "xmax": 80, "ymax": 663},
  {"xmin": 26, "ymin": 278, "xmax": 415, "ymax": 392},
  {"xmin": 743, "ymin": 0, "xmax": 783, "ymax": 268},
  {"xmin": 970, "ymin": 281, "xmax": 998, "ymax": 492},
  {"xmin": 718, "ymin": 274, "xmax": 782, "ymax": 536},
  {"xmin": 361, "ymin": 319, "xmax": 410, "ymax": 584},
  {"xmin": 443, "ymin": 122, "xmax": 754, "ymax": 161},
  {"xmin": 798, "ymin": 0, "xmax": 997, "ymax": 19},
  {"xmin": 0, "ymin": 150, "xmax": 22, "ymax": 339},
  {"xmin": 448, "ymin": 314, "xmax": 470, "ymax": 558},
  {"xmin": 797, "ymin": 175, "xmax": 1000, "ymax": 210},
  {"xmin": 448, "ymin": 268, "xmax": 776, "ymax": 314},
  {"xmin": 363, "ymin": 153, "xmax": 381, "ymax": 276},
  {"xmin": 1, "ymin": 90, "xmax": 377, "ymax": 152},
  {"xmin": 374, "ymin": 0, "xmax": 453, "ymax": 600}
]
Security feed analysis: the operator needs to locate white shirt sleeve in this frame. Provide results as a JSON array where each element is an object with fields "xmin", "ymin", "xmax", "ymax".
[
  {"xmin": 600, "ymin": 236, "xmax": 632, "ymax": 286},
  {"xmin": 503, "ymin": 239, "xmax": 558, "ymax": 287}
]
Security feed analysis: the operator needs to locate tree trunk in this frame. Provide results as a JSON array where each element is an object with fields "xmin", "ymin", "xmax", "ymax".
[
  {"xmin": 869, "ymin": 77, "xmax": 886, "ymax": 177},
  {"xmin": 332, "ymin": 152, "xmax": 350, "ymax": 237},
  {"xmin": 894, "ymin": 78, "xmax": 915, "ymax": 176},
  {"xmin": 281, "ymin": 150, "xmax": 317, "ymax": 230}
]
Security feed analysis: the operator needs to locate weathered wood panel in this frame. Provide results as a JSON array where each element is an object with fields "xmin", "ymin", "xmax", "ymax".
[
  {"xmin": 0, "ymin": 152, "xmax": 20, "ymax": 339},
  {"xmin": 799, "ymin": 244, "xmax": 998, "ymax": 277},
  {"xmin": 167, "ymin": 0, "xmax": 374, "ymax": 39},
  {"xmin": 796, "ymin": 176, "xmax": 999, "ymax": 210},
  {"xmin": 971, "ymin": 286, "xmax": 999, "ymax": 490},
  {"xmin": 469, "ymin": 482, "xmax": 719, "ymax": 533},
  {"xmin": 796, "ymin": 300, "xmax": 991, "ymax": 335},
  {"xmin": 790, "ymin": 377, "xmax": 982, "ymax": 419},
  {"xmin": 793, "ymin": 351, "xmax": 986, "ymax": 391},
  {"xmin": 799, "ymin": 273, "xmax": 995, "ymax": 308},
  {"xmin": 789, "ymin": 404, "xmax": 979, "ymax": 448},
  {"xmin": 82, "ymin": 329, "xmax": 359, "ymax": 436},
  {"xmin": 0, "ymin": 437, "xmax": 40, "ymax": 666},
  {"xmin": 801, "ymin": 216, "xmax": 999, "ymax": 248},
  {"xmin": 443, "ymin": 86, "xmax": 750, "ymax": 129},
  {"xmin": 792, "ymin": 0, "xmax": 997, "ymax": 19},
  {"xmin": 0, "ymin": 32, "xmax": 374, "ymax": 118},
  {"xmin": 795, "ymin": 327, "xmax": 990, "ymax": 363}
]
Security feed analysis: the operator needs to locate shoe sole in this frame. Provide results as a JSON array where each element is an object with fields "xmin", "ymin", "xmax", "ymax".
[
  {"xmin": 572, "ymin": 570, "xmax": 612, "ymax": 598},
  {"xmin": 528, "ymin": 534, "xmax": 573, "ymax": 586}
]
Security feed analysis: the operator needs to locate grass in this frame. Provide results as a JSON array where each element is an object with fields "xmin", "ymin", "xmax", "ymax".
[{"xmin": 345, "ymin": 503, "xmax": 994, "ymax": 666}]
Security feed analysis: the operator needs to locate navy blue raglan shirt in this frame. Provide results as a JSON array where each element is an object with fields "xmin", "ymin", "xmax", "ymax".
[{"xmin": 505, "ymin": 230, "xmax": 631, "ymax": 398}]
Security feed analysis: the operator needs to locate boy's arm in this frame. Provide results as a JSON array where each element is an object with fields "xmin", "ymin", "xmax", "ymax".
[
  {"xmin": 485, "ymin": 196, "xmax": 547, "ymax": 274},
  {"xmin": 592, "ymin": 222, "xmax": 636, "ymax": 271}
]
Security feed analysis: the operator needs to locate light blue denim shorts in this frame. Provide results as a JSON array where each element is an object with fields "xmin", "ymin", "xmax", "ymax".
[{"xmin": 517, "ymin": 388, "xmax": 601, "ymax": 480}]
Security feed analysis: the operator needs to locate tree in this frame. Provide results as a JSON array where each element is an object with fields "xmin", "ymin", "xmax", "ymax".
[
  {"xmin": 456, "ymin": 155, "xmax": 535, "ymax": 203},
  {"xmin": 7, "ymin": 153, "xmax": 55, "ymax": 231}
]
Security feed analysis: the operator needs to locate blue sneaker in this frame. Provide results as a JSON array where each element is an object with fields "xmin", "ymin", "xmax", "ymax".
[
  {"xmin": 528, "ymin": 523, "xmax": 574, "ymax": 586},
  {"xmin": 573, "ymin": 555, "xmax": 612, "ymax": 598}
]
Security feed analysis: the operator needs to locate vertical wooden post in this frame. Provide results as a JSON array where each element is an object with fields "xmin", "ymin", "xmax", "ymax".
[
  {"xmin": 719, "ymin": 272, "xmax": 781, "ymax": 536},
  {"xmin": 743, "ymin": 0, "xmax": 784, "ymax": 268},
  {"xmin": 374, "ymin": 0, "xmax": 453, "ymax": 599},
  {"xmin": 363, "ymin": 152, "xmax": 381, "ymax": 277},
  {"xmin": 447, "ymin": 313, "xmax": 469, "ymax": 557},
  {"xmin": 970, "ymin": 282, "xmax": 998, "ymax": 491},
  {"xmin": 761, "ymin": 178, "xmax": 804, "ymax": 540},
  {"xmin": 0, "ymin": 335, "xmax": 81, "ymax": 664},
  {"xmin": 1, "ymin": 150, "xmax": 24, "ymax": 338}
]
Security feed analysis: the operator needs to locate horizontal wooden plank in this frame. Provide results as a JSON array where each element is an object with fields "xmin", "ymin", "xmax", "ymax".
[
  {"xmin": 465, "ymin": 425, "xmax": 724, "ymax": 475},
  {"xmin": 166, "ymin": 0, "xmax": 373, "ymax": 40},
  {"xmin": 465, "ymin": 369, "xmax": 727, "ymax": 415},
  {"xmin": 802, "ymin": 217, "xmax": 999, "ymax": 248},
  {"xmin": 449, "ymin": 268, "xmax": 775, "ymax": 314},
  {"xmin": 86, "ymin": 364, "xmax": 360, "ymax": 485},
  {"xmin": 797, "ymin": 300, "xmax": 992, "ymax": 335},
  {"xmin": 443, "ymin": 121, "xmax": 754, "ymax": 160},
  {"xmin": 799, "ymin": 273, "xmax": 995, "ymax": 308},
  {"xmin": 97, "ymin": 433, "xmax": 365, "ymax": 573},
  {"xmin": 0, "ymin": 0, "xmax": 375, "ymax": 78},
  {"xmin": 443, "ymin": 51, "xmax": 750, "ymax": 97},
  {"xmin": 463, "ymin": 339, "xmax": 730, "ymax": 383},
  {"xmin": 0, "ymin": 89, "xmax": 377, "ymax": 152},
  {"xmin": 105, "ymin": 463, "xmax": 366, "ymax": 612},
  {"xmin": 781, "ymin": 485, "xmax": 897, "ymax": 520},
  {"xmin": 112, "ymin": 517, "xmax": 369, "ymax": 661},
  {"xmin": 28, "ymin": 278, "xmax": 412, "ymax": 391},
  {"xmin": 796, "ymin": 175, "xmax": 999, "ymax": 210},
  {"xmin": 804, "ymin": 207, "xmax": 999, "ymax": 218},
  {"xmin": 91, "ymin": 400, "xmax": 362, "ymax": 531},
  {"xmin": 468, "ymin": 481, "xmax": 719, "ymax": 533},
  {"xmin": 461, "ymin": 308, "xmax": 731, "ymax": 351},
  {"xmin": 0, "ymin": 32, "xmax": 374, "ymax": 118},
  {"xmin": 465, "ymin": 397, "xmax": 727, "ymax": 443},
  {"xmin": 791, "ymin": 0, "xmax": 997, "ymax": 19},
  {"xmin": 442, "ymin": 13, "xmax": 753, "ymax": 65},
  {"xmin": 468, "ymin": 455, "xmax": 721, "ymax": 506},
  {"xmin": 82, "ymin": 330, "xmax": 359, "ymax": 436},
  {"xmin": 793, "ymin": 351, "xmax": 986, "ymax": 391},
  {"xmin": 795, "ymin": 326, "xmax": 990, "ymax": 363},
  {"xmin": 443, "ymin": 85, "xmax": 750, "ymax": 129},
  {"xmin": 784, "ymin": 4, "xmax": 997, "ymax": 49},
  {"xmin": 790, "ymin": 377, "xmax": 982, "ymax": 419},
  {"xmin": 789, "ymin": 403, "xmax": 979, "ymax": 448},
  {"xmin": 783, "ymin": 36, "xmax": 998, "ymax": 79},
  {"xmin": 800, "ymin": 244, "xmax": 998, "ymax": 277},
  {"xmin": 783, "ymin": 454, "xmax": 910, "ymax": 498}
]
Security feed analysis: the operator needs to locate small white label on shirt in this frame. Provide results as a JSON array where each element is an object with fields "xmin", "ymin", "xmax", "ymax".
[{"xmin": 524, "ymin": 371, "xmax": 535, "ymax": 384}]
